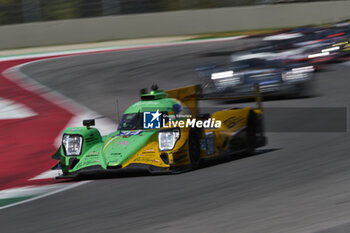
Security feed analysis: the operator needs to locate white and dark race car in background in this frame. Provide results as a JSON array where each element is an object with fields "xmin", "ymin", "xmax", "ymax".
[{"xmin": 197, "ymin": 55, "xmax": 315, "ymax": 99}]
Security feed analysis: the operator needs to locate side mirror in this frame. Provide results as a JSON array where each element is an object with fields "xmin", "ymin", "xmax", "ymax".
[
  {"xmin": 140, "ymin": 88, "xmax": 147, "ymax": 95},
  {"xmin": 83, "ymin": 119, "xmax": 95, "ymax": 128}
]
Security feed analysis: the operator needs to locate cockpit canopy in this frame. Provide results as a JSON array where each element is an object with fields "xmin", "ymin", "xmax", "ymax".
[{"xmin": 118, "ymin": 88, "xmax": 191, "ymax": 130}]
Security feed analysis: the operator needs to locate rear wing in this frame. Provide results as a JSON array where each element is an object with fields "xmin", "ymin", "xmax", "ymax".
[
  {"xmin": 166, "ymin": 85, "xmax": 199, "ymax": 117},
  {"xmin": 166, "ymin": 84, "xmax": 263, "ymax": 117}
]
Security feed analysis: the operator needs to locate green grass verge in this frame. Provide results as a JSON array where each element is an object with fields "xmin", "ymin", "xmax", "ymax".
[{"xmin": 0, "ymin": 196, "xmax": 35, "ymax": 207}]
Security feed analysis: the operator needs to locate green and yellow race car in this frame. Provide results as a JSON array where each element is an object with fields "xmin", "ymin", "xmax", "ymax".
[{"xmin": 52, "ymin": 85, "xmax": 267, "ymax": 178}]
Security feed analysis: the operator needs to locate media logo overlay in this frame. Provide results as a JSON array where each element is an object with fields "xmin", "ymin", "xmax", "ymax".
[
  {"xmin": 143, "ymin": 110, "xmax": 162, "ymax": 129},
  {"xmin": 143, "ymin": 109, "xmax": 222, "ymax": 129}
]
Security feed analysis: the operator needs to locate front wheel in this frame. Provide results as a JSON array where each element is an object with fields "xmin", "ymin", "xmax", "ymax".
[{"xmin": 188, "ymin": 128, "xmax": 201, "ymax": 169}]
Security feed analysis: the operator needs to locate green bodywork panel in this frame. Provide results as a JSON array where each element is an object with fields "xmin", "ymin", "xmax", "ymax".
[{"xmin": 102, "ymin": 130, "xmax": 157, "ymax": 167}]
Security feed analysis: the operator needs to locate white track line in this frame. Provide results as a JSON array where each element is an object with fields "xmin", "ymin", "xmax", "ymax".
[
  {"xmin": 0, "ymin": 184, "xmax": 71, "ymax": 199},
  {"xmin": 29, "ymin": 170, "xmax": 63, "ymax": 180},
  {"xmin": 4, "ymin": 63, "xmax": 117, "ymax": 148},
  {"xmin": 0, "ymin": 97, "xmax": 37, "ymax": 119}
]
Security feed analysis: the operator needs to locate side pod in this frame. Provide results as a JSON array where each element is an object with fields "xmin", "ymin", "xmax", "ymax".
[{"xmin": 51, "ymin": 147, "xmax": 61, "ymax": 160}]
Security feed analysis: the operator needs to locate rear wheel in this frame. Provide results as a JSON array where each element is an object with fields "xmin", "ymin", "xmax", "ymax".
[
  {"xmin": 188, "ymin": 128, "xmax": 201, "ymax": 169},
  {"xmin": 245, "ymin": 112, "xmax": 257, "ymax": 156}
]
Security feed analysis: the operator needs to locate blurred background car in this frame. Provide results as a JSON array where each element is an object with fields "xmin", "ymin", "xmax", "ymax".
[{"xmin": 197, "ymin": 55, "xmax": 314, "ymax": 98}]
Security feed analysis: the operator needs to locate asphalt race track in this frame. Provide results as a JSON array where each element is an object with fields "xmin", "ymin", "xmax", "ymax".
[{"xmin": 2, "ymin": 38, "xmax": 350, "ymax": 233}]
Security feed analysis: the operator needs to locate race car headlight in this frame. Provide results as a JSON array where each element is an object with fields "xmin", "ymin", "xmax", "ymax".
[
  {"xmin": 158, "ymin": 129, "xmax": 180, "ymax": 151},
  {"xmin": 308, "ymin": 51, "xmax": 330, "ymax": 59},
  {"xmin": 62, "ymin": 134, "xmax": 83, "ymax": 156}
]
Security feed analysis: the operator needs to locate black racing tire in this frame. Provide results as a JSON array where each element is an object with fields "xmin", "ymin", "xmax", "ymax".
[
  {"xmin": 291, "ymin": 75, "xmax": 316, "ymax": 99},
  {"xmin": 245, "ymin": 112, "xmax": 257, "ymax": 156},
  {"xmin": 188, "ymin": 128, "xmax": 201, "ymax": 170}
]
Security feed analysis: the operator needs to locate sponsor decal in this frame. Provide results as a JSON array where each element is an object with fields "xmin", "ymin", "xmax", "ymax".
[
  {"xmin": 134, "ymin": 157, "xmax": 154, "ymax": 163},
  {"xmin": 223, "ymin": 116, "xmax": 244, "ymax": 128},
  {"xmin": 69, "ymin": 128, "xmax": 81, "ymax": 131},
  {"xmin": 117, "ymin": 130, "xmax": 143, "ymax": 137},
  {"xmin": 143, "ymin": 149, "xmax": 155, "ymax": 153},
  {"xmin": 116, "ymin": 141, "xmax": 129, "ymax": 146},
  {"xmin": 88, "ymin": 152, "xmax": 99, "ymax": 155}
]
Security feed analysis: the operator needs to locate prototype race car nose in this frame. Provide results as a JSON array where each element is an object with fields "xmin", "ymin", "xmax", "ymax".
[{"xmin": 103, "ymin": 130, "xmax": 156, "ymax": 167}]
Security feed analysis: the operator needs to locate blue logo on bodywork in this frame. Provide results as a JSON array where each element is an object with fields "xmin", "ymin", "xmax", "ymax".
[
  {"xmin": 117, "ymin": 130, "xmax": 143, "ymax": 136},
  {"xmin": 143, "ymin": 110, "xmax": 161, "ymax": 129}
]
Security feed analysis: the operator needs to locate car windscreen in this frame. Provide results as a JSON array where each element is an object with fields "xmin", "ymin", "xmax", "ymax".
[
  {"xmin": 118, "ymin": 113, "xmax": 143, "ymax": 130},
  {"xmin": 232, "ymin": 58, "xmax": 271, "ymax": 70}
]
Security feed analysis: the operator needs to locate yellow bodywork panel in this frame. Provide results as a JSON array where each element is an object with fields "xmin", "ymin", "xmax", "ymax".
[
  {"xmin": 201, "ymin": 107, "xmax": 258, "ymax": 158},
  {"xmin": 166, "ymin": 85, "xmax": 199, "ymax": 117},
  {"xmin": 123, "ymin": 127, "xmax": 192, "ymax": 169}
]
